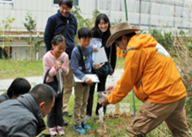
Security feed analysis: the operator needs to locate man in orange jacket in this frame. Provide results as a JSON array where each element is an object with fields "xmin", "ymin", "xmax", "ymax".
[{"xmin": 100, "ymin": 22, "xmax": 191, "ymax": 137}]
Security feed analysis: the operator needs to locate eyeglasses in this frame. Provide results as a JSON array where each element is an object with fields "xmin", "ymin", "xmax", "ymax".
[
  {"xmin": 98, "ymin": 22, "xmax": 108, "ymax": 26},
  {"xmin": 60, "ymin": 6, "xmax": 71, "ymax": 11}
]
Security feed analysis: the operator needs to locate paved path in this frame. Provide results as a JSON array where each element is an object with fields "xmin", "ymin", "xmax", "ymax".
[{"xmin": 0, "ymin": 69, "xmax": 124, "ymax": 94}]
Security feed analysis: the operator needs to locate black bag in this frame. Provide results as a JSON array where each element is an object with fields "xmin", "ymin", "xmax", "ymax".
[
  {"xmin": 93, "ymin": 62, "xmax": 113, "ymax": 77},
  {"xmin": 43, "ymin": 69, "xmax": 58, "ymax": 93},
  {"xmin": 93, "ymin": 45, "xmax": 113, "ymax": 77}
]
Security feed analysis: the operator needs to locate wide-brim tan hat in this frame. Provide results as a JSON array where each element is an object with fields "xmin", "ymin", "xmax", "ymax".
[{"xmin": 106, "ymin": 21, "xmax": 142, "ymax": 47}]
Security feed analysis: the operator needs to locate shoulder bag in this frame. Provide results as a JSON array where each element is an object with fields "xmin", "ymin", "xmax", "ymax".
[
  {"xmin": 93, "ymin": 45, "xmax": 113, "ymax": 77},
  {"xmin": 43, "ymin": 69, "xmax": 58, "ymax": 93}
]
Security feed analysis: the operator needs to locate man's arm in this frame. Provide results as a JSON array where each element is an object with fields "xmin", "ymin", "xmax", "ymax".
[
  {"xmin": 44, "ymin": 17, "xmax": 55, "ymax": 52},
  {"xmin": 108, "ymin": 50, "xmax": 146, "ymax": 104},
  {"xmin": 9, "ymin": 123, "xmax": 37, "ymax": 137}
]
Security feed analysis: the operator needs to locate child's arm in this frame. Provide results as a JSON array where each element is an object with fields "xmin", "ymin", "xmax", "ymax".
[
  {"xmin": 71, "ymin": 48, "xmax": 88, "ymax": 81},
  {"xmin": 85, "ymin": 78, "xmax": 94, "ymax": 84},
  {"xmin": 43, "ymin": 54, "xmax": 58, "ymax": 77}
]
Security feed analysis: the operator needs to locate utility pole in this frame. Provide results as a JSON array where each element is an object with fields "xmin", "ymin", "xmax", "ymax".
[
  {"xmin": 124, "ymin": 0, "xmax": 136, "ymax": 117},
  {"xmin": 124, "ymin": 0, "xmax": 128, "ymax": 21},
  {"xmin": 139, "ymin": 0, "xmax": 141, "ymax": 26}
]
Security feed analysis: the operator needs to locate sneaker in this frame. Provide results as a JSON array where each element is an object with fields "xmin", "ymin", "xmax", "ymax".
[
  {"xmin": 74, "ymin": 124, "xmax": 85, "ymax": 134},
  {"xmin": 49, "ymin": 127, "xmax": 58, "ymax": 136},
  {"xmin": 82, "ymin": 121, "xmax": 91, "ymax": 130},
  {"xmin": 56, "ymin": 126, "xmax": 65, "ymax": 136},
  {"xmin": 61, "ymin": 120, "xmax": 68, "ymax": 126},
  {"xmin": 85, "ymin": 115, "xmax": 91, "ymax": 119},
  {"xmin": 94, "ymin": 115, "xmax": 99, "ymax": 120},
  {"xmin": 62, "ymin": 111, "xmax": 72, "ymax": 117}
]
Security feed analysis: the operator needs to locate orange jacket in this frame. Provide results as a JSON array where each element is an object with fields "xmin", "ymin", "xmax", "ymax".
[{"xmin": 108, "ymin": 34, "xmax": 187, "ymax": 104}]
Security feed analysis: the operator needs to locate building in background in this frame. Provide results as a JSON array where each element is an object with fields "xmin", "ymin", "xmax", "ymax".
[{"xmin": 0, "ymin": 0, "xmax": 191, "ymax": 59}]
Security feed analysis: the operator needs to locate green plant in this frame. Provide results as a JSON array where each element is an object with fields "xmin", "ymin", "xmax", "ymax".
[
  {"xmin": 2, "ymin": 16, "xmax": 15, "ymax": 59},
  {"xmin": 71, "ymin": 6, "xmax": 100, "ymax": 45},
  {"xmin": 149, "ymin": 29, "xmax": 174, "ymax": 53},
  {"xmin": 23, "ymin": 11, "xmax": 37, "ymax": 61},
  {"xmin": 172, "ymin": 39, "xmax": 192, "ymax": 117},
  {"xmin": 114, "ymin": 18, "xmax": 122, "ymax": 24},
  {"xmin": 30, "ymin": 36, "xmax": 44, "ymax": 60}
]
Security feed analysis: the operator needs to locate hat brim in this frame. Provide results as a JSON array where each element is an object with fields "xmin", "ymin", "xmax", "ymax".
[{"xmin": 106, "ymin": 27, "xmax": 142, "ymax": 47}]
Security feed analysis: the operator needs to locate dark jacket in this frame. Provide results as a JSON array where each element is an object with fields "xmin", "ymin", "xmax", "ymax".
[
  {"xmin": 0, "ymin": 92, "xmax": 9, "ymax": 103},
  {"xmin": 0, "ymin": 94, "xmax": 46, "ymax": 137},
  {"xmin": 92, "ymin": 30, "xmax": 117, "ymax": 72},
  {"xmin": 44, "ymin": 10, "xmax": 77, "ymax": 59},
  {"xmin": 71, "ymin": 45, "xmax": 93, "ymax": 81}
]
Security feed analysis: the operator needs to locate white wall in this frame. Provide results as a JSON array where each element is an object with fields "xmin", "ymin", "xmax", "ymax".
[
  {"xmin": 0, "ymin": 0, "xmax": 191, "ymax": 32},
  {"xmin": 0, "ymin": 0, "xmax": 59, "ymax": 32}
]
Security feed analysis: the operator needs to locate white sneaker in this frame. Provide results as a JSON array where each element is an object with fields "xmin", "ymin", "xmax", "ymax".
[{"xmin": 85, "ymin": 115, "xmax": 91, "ymax": 119}]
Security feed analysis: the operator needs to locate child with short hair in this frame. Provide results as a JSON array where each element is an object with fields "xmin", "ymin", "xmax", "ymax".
[
  {"xmin": 71, "ymin": 27, "xmax": 101, "ymax": 134},
  {"xmin": 43, "ymin": 34, "xmax": 69, "ymax": 136}
]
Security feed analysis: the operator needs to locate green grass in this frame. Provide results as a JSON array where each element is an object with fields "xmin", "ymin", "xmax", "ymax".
[
  {"xmin": 116, "ymin": 58, "xmax": 125, "ymax": 69},
  {"xmin": 1, "ymin": 58, "xmax": 192, "ymax": 136},
  {"xmin": 0, "ymin": 58, "xmax": 125, "ymax": 80},
  {"xmin": 40, "ymin": 92, "xmax": 142, "ymax": 137},
  {"xmin": 0, "ymin": 59, "xmax": 43, "ymax": 80}
]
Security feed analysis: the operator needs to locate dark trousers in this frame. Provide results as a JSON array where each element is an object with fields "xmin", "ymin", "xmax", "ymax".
[
  {"xmin": 86, "ymin": 76, "xmax": 107, "ymax": 116},
  {"xmin": 47, "ymin": 94, "xmax": 64, "ymax": 128}
]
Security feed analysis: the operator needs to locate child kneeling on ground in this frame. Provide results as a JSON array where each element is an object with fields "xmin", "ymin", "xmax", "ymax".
[{"xmin": 71, "ymin": 27, "xmax": 101, "ymax": 134}]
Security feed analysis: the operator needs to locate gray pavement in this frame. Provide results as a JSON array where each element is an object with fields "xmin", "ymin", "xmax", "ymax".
[{"xmin": 0, "ymin": 69, "xmax": 124, "ymax": 94}]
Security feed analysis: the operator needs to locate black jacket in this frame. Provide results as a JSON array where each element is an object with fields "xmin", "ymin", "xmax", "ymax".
[
  {"xmin": 0, "ymin": 94, "xmax": 46, "ymax": 137},
  {"xmin": 92, "ymin": 30, "xmax": 117, "ymax": 71},
  {"xmin": 44, "ymin": 10, "xmax": 77, "ymax": 59}
]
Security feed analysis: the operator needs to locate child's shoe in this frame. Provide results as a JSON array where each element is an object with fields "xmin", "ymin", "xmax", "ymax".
[
  {"xmin": 82, "ymin": 121, "xmax": 91, "ymax": 130},
  {"xmin": 74, "ymin": 124, "xmax": 86, "ymax": 134},
  {"xmin": 56, "ymin": 126, "xmax": 65, "ymax": 136},
  {"xmin": 49, "ymin": 127, "xmax": 58, "ymax": 136},
  {"xmin": 94, "ymin": 115, "xmax": 99, "ymax": 120}
]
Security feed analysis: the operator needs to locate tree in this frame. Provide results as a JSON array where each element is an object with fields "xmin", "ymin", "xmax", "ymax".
[
  {"xmin": 2, "ymin": 16, "xmax": 15, "ymax": 59},
  {"xmin": 23, "ymin": 11, "xmax": 36, "ymax": 61},
  {"xmin": 71, "ymin": 6, "xmax": 100, "ymax": 45}
]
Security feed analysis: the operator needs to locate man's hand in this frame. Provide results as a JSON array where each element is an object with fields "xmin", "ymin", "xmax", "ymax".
[
  {"xmin": 85, "ymin": 78, "xmax": 94, "ymax": 84},
  {"xmin": 100, "ymin": 93, "xmax": 110, "ymax": 107},
  {"xmin": 106, "ymin": 84, "xmax": 117, "ymax": 95}
]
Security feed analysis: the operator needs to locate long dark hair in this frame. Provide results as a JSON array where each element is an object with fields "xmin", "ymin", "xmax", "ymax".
[
  {"xmin": 7, "ymin": 78, "xmax": 31, "ymax": 99},
  {"xmin": 92, "ymin": 13, "xmax": 111, "ymax": 39}
]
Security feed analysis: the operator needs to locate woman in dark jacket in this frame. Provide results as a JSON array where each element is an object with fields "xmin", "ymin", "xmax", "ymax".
[{"xmin": 86, "ymin": 13, "xmax": 117, "ymax": 119}]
